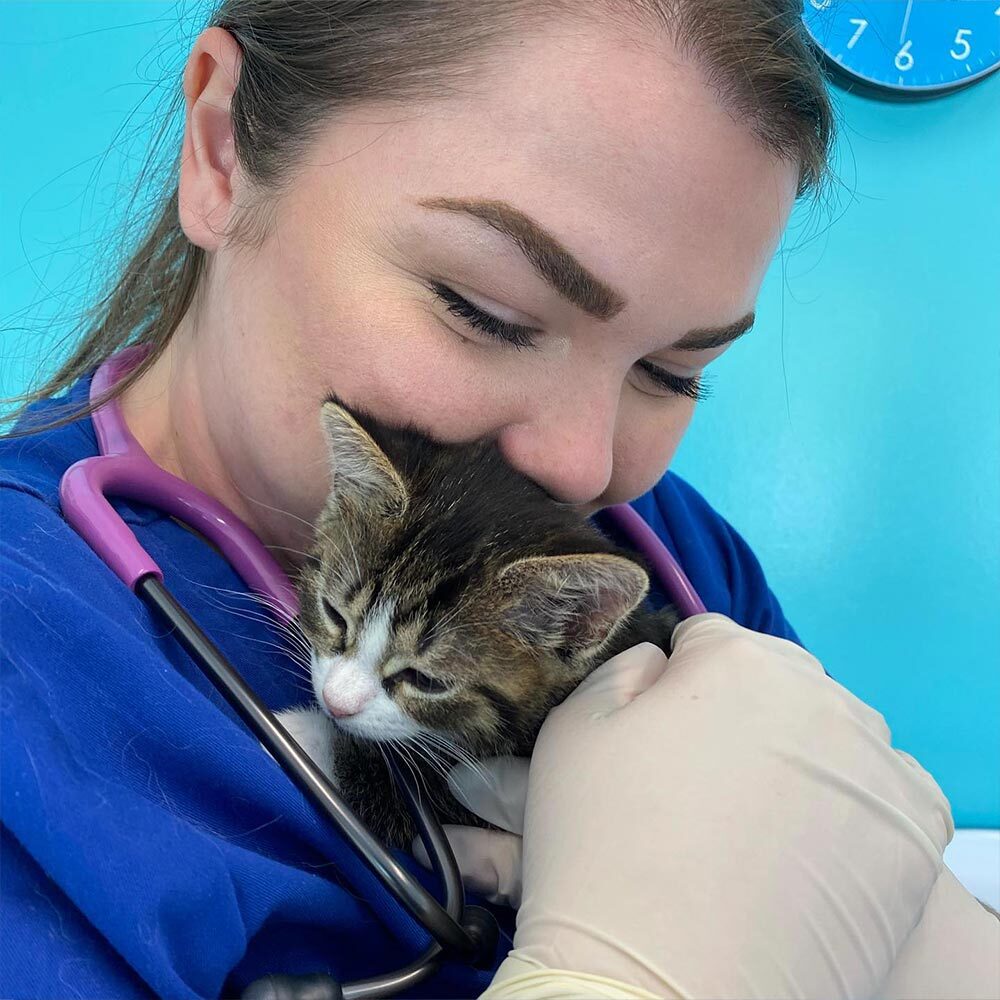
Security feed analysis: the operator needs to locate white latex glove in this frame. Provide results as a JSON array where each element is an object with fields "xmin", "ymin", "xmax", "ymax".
[
  {"xmin": 433, "ymin": 771, "xmax": 1000, "ymax": 999},
  {"xmin": 417, "ymin": 613, "xmax": 958, "ymax": 999}
]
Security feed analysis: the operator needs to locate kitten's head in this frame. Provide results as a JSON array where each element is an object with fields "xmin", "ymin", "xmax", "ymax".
[{"xmin": 296, "ymin": 401, "xmax": 649, "ymax": 756}]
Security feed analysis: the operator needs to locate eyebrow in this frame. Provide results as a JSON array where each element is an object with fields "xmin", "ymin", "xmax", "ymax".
[{"xmin": 418, "ymin": 196, "xmax": 755, "ymax": 351}]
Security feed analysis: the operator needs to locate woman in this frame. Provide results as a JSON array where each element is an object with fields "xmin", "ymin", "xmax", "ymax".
[{"xmin": 1, "ymin": 2, "xmax": 996, "ymax": 997}]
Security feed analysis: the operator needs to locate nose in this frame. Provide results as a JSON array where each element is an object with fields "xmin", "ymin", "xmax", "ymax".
[
  {"xmin": 322, "ymin": 687, "xmax": 375, "ymax": 718},
  {"xmin": 497, "ymin": 390, "xmax": 618, "ymax": 505},
  {"xmin": 321, "ymin": 664, "xmax": 378, "ymax": 718}
]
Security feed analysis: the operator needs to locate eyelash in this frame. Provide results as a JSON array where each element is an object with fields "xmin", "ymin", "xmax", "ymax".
[{"xmin": 427, "ymin": 281, "xmax": 713, "ymax": 402}]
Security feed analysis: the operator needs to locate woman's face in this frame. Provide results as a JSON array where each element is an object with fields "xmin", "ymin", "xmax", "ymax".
[{"xmin": 154, "ymin": 18, "xmax": 798, "ymax": 553}]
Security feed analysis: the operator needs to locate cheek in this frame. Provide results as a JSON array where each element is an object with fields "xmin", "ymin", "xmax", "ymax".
[
  {"xmin": 605, "ymin": 398, "xmax": 696, "ymax": 504},
  {"xmin": 400, "ymin": 689, "xmax": 490, "ymax": 741},
  {"xmin": 309, "ymin": 301, "xmax": 524, "ymax": 448}
]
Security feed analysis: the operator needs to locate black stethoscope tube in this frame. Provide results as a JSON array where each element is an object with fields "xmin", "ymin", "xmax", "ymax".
[{"xmin": 137, "ymin": 575, "xmax": 498, "ymax": 998}]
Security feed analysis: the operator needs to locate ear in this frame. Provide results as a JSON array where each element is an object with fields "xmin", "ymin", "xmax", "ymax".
[
  {"xmin": 496, "ymin": 553, "xmax": 649, "ymax": 659},
  {"xmin": 320, "ymin": 402, "xmax": 409, "ymax": 518}
]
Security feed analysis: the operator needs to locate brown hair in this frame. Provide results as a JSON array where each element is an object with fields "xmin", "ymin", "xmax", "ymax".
[{"xmin": 1, "ymin": 0, "xmax": 835, "ymax": 436}]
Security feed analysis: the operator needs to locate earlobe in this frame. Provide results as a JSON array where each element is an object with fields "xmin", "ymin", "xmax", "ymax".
[{"xmin": 178, "ymin": 27, "xmax": 242, "ymax": 253}]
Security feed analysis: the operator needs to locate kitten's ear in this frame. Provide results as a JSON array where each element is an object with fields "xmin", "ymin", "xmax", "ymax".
[
  {"xmin": 320, "ymin": 402, "xmax": 409, "ymax": 518},
  {"xmin": 496, "ymin": 553, "xmax": 649, "ymax": 659}
]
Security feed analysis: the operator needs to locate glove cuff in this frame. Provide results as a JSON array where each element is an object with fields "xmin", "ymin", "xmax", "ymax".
[{"xmin": 479, "ymin": 953, "xmax": 677, "ymax": 999}]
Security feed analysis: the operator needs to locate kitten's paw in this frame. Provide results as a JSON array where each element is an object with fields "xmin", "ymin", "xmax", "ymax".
[{"xmin": 274, "ymin": 705, "xmax": 339, "ymax": 784}]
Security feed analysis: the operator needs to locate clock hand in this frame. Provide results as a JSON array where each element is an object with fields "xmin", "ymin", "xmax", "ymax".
[{"xmin": 899, "ymin": 0, "xmax": 913, "ymax": 45}]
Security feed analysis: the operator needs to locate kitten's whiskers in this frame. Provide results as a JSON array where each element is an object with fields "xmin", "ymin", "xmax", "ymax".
[{"xmin": 415, "ymin": 731, "xmax": 498, "ymax": 796}]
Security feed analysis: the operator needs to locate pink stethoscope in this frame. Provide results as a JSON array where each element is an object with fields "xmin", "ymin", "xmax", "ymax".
[{"xmin": 59, "ymin": 345, "xmax": 705, "ymax": 1000}]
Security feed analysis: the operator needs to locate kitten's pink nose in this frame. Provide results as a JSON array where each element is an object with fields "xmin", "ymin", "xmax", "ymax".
[{"xmin": 322, "ymin": 688, "xmax": 374, "ymax": 718}]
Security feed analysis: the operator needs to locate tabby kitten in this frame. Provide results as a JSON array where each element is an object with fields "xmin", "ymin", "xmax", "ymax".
[{"xmin": 275, "ymin": 401, "xmax": 680, "ymax": 847}]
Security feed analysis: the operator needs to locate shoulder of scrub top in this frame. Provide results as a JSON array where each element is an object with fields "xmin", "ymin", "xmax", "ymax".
[
  {"xmin": 0, "ymin": 395, "xmax": 98, "ymax": 508},
  {"xmin": 635, "ymin": 470, "xmax": 807, "ymax": 653},
  {"xmin": 0, "ymin": 482, "xmax": 146, "ymax": 639}
]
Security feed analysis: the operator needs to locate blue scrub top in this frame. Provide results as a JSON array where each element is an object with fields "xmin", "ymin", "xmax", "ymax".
[{"xmin": 0, "ymin": 373, "xmax": 802, "ymax": 999}]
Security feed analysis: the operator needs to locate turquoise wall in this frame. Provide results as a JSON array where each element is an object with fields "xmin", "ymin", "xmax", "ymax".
[
  {"xmin": 672, "ymin": 73, "xmax": 1000, "ymax": 828},
  {"xmin": 3, "ymin": 4, "xmax": 997, "ymax": 825}
]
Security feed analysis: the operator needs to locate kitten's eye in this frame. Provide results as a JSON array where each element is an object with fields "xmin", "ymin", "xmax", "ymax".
[
  {"xmin": 397, "ymin": 668, "xmax": 451, "ymax": 696},
  {"xmin": 321, "ymin": 596, "xmax": 347, "ymax": 633}
]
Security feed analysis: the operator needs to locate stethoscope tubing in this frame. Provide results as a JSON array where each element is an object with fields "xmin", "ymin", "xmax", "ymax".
[
  {"xmin": 60, "ymin": 346, "xmax": 707, "ymax": 997},
  {"xmin": 137, "ymin": 574, "xmax": 497, "ymax": 997}
]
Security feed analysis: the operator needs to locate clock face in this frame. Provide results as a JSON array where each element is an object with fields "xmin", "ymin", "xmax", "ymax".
[{"xmin": 802, "ymin": 1, "xmax": 1000, "ymax": 98}]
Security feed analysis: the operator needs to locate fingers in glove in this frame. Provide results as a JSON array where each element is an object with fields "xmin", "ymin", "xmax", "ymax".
[
  {"xmin": 554, "ymin": 641, "xmax": 671, "ymax": 721},
  {"xmin": 447, "ymin": 755, "xmax": 529, "ymax": 835},
  {"xmin": 412, "ymin": 825, "xmax": 523, "ymax": 908}
]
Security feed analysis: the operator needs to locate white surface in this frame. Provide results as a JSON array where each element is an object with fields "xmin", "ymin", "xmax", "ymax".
[{"xmin": 945, "ymin": 829, "xmax": 1000, "ymax": 909}]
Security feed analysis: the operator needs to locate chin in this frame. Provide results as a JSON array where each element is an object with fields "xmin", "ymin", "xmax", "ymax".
[
  {"xmin": 328, "ymin": 707, "xmax": 422, "ymax": 745},
  {"xmin": 328, "ymin": 714, "xmax": 374, "ymax": 740}
]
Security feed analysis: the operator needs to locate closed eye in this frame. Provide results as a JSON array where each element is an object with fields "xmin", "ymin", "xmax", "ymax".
[
  {"xmin": 321, "ymin": 596, "xmax": 347, "ymax": 632},
  {"xmin": 427, "ymin": 280, "xmax": 539, "ymax": 350},
  {"xmin": 430, "ymin": 281, "xmax": 713, "ymax": 401},
  {"xmin": 396, "ymin": 668, "xmax": 452, "ymax": 695},
  {"xmin": 634, "ymin": 359, "xmax": 713, "ymax": 402}
]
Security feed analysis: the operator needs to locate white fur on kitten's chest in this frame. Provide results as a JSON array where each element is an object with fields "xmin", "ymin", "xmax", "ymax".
[{"xmin": 274, "ymin": 706, "xmax": 339, "ymax": 784}]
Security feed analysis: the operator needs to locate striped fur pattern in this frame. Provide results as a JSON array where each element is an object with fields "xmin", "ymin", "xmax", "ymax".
[{"xmin": 291, "ymin": 400, "xmax": 680, "ymax": 846}]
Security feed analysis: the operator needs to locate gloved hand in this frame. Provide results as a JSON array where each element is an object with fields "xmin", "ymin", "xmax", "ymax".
[
  {"xmin": 433, "ymin": 774, "xmax": 1000, "ymax": 999},
  {"xmin": 417, "ymin": 613, "xmax": 956, "ymax": 999}
]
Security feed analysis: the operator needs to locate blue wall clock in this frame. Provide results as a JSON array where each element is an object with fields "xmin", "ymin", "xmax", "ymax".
[{"xmin": 802, "ymin": 1, "xmax": 1000, "ymax": 100}]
